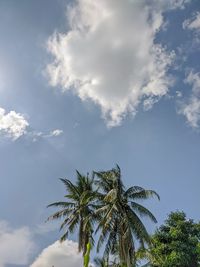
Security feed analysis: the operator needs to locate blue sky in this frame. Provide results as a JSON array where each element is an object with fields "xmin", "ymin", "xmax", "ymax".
[{"xmin": 0, "ymin": 0, "xmax": 200, "ymax": 266}]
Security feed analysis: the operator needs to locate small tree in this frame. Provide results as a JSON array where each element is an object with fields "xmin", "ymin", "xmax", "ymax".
[{"xmin": 147, "ymin": 211, "xmax": 200, "ymax": 267}]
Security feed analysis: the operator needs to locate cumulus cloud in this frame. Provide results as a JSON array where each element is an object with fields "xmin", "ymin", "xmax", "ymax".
[
  {"xmin": 0, "ymin": 220, "xmax": 35, "ymax": 267},
  {"xmin": 46, "ymin": 0, "xmax": 184, "ymax": 127},
  {"xmin": 0, "ymin": 107, "xmax": 29, "ymax": 140},
  {"xmin": 179, "ymin": 71, "xmax": 200, "ymax": 128},
  {"xmin": 0, "ymin": 107, "xmax": 63, "ymax": 142},
  {"xmin": 30, "ymin": 240, "xmax": 83, "ymax": 267}
]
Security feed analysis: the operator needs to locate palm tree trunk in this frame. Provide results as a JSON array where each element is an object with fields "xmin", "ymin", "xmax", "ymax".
[
  {"xmin": 83, "ymin": 242, "xmax": 91, "ymax": 267},
  {"xmin": 127, "ymin": 253, "xmax": 131, "ymax": 267}
]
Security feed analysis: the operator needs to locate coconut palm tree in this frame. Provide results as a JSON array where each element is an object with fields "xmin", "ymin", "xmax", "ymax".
[
  {"xmin": 94, "ymin": 165, "xmax": 159, "ymax": 267},
  {"xmin": 94, "ymin": 256, "xmax": 121, "ymax": 267},
  {"xmin": 94, "ymin": 257, "xmax": 109, "ymax": 267},
  {"xmin": 47, "ymin": 171, "xmax": 97, "ymax": 256}
]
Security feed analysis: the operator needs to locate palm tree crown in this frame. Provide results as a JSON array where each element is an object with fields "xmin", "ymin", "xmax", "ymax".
[
  {"xmin": 46, "ymin": 166, "xmax": 159, "ymax": 267},
  {"xmin": 94, "ymin": 165, "xmax": 159, "ymax": 267},
  {"xmin": 47, "ymin": 171, "xmax": 96, "ymax": 254}
]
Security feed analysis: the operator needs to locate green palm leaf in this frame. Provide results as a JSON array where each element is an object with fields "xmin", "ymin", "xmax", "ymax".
[
  {"xmin": 47, "ymin": 171, "xmax": 97, "ymax": 258},
  {"xmin": 94, "ymin": 165, "xmax": 159, "ymax": 267}
]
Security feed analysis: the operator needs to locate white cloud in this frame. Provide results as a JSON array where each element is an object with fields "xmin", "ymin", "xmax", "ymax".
[
  {"xmin": 0, "ymin": 220, "xmax": 35, "ymax": 267},
  {"xmin": 0, "ymin": 108, "xmax": 63, "ymax": 142},
  {"xmin": 183, "ymin": 12, "xmax": 200, "ymax": 45},
  {"xmin": 30, "ymin": 240, "xmax": 83, "ymax": 267},
  {"xmin": 180, "ymin": 97, "xmax": 200, "ymax": 128},
  {"xmin": 176, "ymin": 91, "xmax": 183, "ymax": 98},
  {"xmin": 183, "ymin": 12, "xmax": 200, "ymax": 31},
  {"xmin": 0, "ymin": 107, "xmax": 29, "ymax": 140},
  {"xmin": 46, "ymin": 0, "xmax": 182, "ymax": 127},
  {"xmin": 168, "ymin": 0, "xmax": 191, "ymax": 9},
  {"xmin": 179, "ymin": 71, "xmax": 200, "ymax": 128},
  {"xmin": 49, "ymin": 129, "xmax": 63, "ymax": 137},
  {"xmin": 30, "ymin": 129, "xmax": 63, "ymax": 142}
]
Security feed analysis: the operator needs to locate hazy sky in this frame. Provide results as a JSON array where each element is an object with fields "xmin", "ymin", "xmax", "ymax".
[{"xmin": 0, "ymin": 0, "xmax": 200, "ymax": 266}]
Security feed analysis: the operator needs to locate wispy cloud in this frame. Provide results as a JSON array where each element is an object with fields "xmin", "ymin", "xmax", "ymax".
[
  {"xmin": 48, "ymin": 129, "xmax": 63, "ymax": 137},
  {"xmin": 179, "ymin": 71, "xmax": 200, "ymax": 128},
  {"xmin": 0, "ymin": 107, "xmax": 29, "ymax": 140},
  {"xmin": 0, "ymin": 220, "xmax": 36, "ymax": 267},
  {"xmin": 183, "ymin": 12, "xmax": 200, "ymax": 31},
  {"xmin": 46, "ymin": 0, "xmax": 191, "ymax": 127},
  {"xmin": 30, "ymin": 128, "xmax": 63, "ymax": 142},
  {"xmin": 183, "ymin": 12, "xmax": 200, "ymax": 45},
  {"xmin": 34, "ymin": 222, "xmax": 58, "ymax": 235},
  {"xmin": 30, "ymin": 240, "xmax": 83, "ymax": 267},
  {"xmin": 167, "ymin": 0, "xmax": 191, "ymax": 9}
]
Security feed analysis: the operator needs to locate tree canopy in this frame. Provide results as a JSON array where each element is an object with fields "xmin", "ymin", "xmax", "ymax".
[{"xmin": 146, "ymin": 211, "xmax": 200, "ymax": 267}]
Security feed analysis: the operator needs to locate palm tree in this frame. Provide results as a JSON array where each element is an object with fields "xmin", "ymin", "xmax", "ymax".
[
  {"xmin": 94, "ymin": 256, "xmax": 121, "ymax": 267},
  {"xmin": 47, "ymin": 171, "xmax": 97, "ymax": 256},
  {"xmin": 94, "ymin": 257, "xmax": 109, "ymax": 267},
  {"xmin": 94, "ymin": 165, "xmax": 159, "ymax": 267}
]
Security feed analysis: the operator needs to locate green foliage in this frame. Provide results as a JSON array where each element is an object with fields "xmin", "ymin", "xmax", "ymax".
[
  {"xmin": 148, "ymin": 211, "xmax": 200, "ymax": 267},
  {"xmin": 94, "ymin": 165, "xmax": 159, "ymax": 267},
  {"xmin": 47, "ymin": 165, "xmax": 159, "ymax": 267},
  {"xmin": 47, "ymin": 171, "xmax": 96, "ymax": 254},
  {"xmin": 94, "ymin": 257, "xmax": 109, "ymax": 267}
]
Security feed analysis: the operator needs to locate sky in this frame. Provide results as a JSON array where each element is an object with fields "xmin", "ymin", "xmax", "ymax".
[{"xmin": 0, "ymin": 0, "xmax": 200, "ymax": 266}]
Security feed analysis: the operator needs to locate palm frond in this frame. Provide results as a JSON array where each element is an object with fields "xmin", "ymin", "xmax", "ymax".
[
  {"xmin": 124, "ymin": 186, "xmax": 145, "ymax": 197},
  {"xmin": 60, "ymin": 178, "xmax": 79, "ymax": 196},
  {"xmin": 130, "ymin": 202, "xmax": 157, "ymax": 223},
  {"xmin": 46, "ymin": 208, "xmax": 73, "ymax": 221},
  {"xmin": 60, "ymin": 231, "xmax": 69, "ymax": 242},
  {"xmin": 129, "ymin": 189, "xmax": 160, "ymax": 201},
  {"xmin": 47, "ymin": 201, "xmax": 75, "ymax": 208}
]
